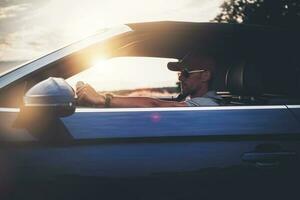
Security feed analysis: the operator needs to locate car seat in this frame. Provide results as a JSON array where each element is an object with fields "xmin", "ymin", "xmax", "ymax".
[{"xmin": 224, "ymin": 61, "xmax": 267, "ymax": 105}]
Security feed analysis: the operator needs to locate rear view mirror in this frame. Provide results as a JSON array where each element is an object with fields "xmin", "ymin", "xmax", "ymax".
[{"xmin": 23, "ymin": 77, "xmax": 76, "ymax": 117}]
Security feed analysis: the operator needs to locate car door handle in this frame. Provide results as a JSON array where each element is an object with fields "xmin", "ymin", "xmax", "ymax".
[{"xmin": 241, "ymin": 152, "xmax": 297, "ymax": 168}]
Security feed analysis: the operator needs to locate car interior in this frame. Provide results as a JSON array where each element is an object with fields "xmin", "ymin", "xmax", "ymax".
[{"xmin": 221, "ymin": 56, "xmax": 300, "ymax": 105}]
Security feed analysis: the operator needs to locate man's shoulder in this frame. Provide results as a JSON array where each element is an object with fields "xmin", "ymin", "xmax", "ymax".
[
  {"xmin": 185, "ymin": 91, "xmax": 222, "ymax": 106},
  {"xmin": 185, "ymin": 97, "xmax": 220, "ymax": 106}
]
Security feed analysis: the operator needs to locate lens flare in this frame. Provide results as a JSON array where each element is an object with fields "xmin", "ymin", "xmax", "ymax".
[{"xmin": 150, "ymin": 112, "xmax": 161, "ymax": 123}]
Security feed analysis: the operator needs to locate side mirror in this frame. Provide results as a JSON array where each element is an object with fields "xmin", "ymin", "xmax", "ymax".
[{"xmin": 23, "ymin": 77, "xmax": 76, "ymax": 117}]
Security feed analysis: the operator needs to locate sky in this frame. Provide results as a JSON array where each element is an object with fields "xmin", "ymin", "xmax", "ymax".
[
  {"xmin": 0, "ymin": 0, "xmax": 224, "ymax": 91},
  {"xmin": 0, "ymin": 0, "xmax": 224, "ymax": 62}
]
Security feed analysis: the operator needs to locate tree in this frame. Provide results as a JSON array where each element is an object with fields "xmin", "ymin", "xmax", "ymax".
[{"xmin": 214, "ymin": 0, "xmax": 300, "ymax": 28}]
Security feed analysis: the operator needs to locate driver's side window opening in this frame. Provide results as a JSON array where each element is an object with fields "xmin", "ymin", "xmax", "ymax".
[{"xmin": 67, "ymin": 57, "xmax": 180, "ymax": 102}]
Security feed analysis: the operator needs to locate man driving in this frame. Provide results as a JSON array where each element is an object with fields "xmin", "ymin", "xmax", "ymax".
[{"xmin": 76, "ymin": 52, "xmax": 222, "ymax": 107}]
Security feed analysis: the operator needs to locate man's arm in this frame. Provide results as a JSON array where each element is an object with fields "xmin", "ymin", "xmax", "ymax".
[
  {"xmin": 76, "ymin": 84, "xmax": 187, "ymax": 107},
  {"xmin": 109, "ymin": 96, "xmax": 186, "ymax": 107}
]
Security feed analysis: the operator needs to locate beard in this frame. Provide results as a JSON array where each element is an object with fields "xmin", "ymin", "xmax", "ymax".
[{"xmin": 180, "ymin": 82, "xmax": 190, "ymax": 98}]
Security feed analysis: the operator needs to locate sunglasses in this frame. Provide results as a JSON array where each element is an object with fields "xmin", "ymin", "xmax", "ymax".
[{"xmin": 179, "ymin": 68, "xmax": 206, "ymax": 78}]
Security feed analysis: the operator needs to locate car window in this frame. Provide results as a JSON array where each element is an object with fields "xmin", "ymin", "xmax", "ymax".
[
  {"xmin": 66, "ymin": 56, "xmax": 300, "ymax": 107},
  {"xmin": 66, "ymin": 57, "xmax": 180, "ymax": 100}
]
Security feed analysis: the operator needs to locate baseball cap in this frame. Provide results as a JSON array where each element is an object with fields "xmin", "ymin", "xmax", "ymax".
[{"xmin": 167, "ymin": 52, "xmax": 216, "ymax": 73}]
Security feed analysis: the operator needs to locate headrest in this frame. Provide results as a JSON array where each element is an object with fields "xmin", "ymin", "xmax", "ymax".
[{"xmin": 225, "ymin": 62, "xmax": 263, "ymax": 96}]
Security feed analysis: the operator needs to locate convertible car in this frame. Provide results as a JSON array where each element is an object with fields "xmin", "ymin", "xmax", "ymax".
[{"xmin": 0, "ymin": 22, "xmax": 300, "ymax": 199}]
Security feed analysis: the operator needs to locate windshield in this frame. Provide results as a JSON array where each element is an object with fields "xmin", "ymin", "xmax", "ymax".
[
  {"xmin": 0, "ymin": 25, "xmax": 132, "ymax": 76},
  {"xmin": 0, "ymin": 25, "xmax": 132, "ymax": 88}
]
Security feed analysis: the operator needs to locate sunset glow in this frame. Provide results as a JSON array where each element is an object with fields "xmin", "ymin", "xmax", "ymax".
[
  {"xmin": 66, "ymin": 57, "xmax": 179, "ymax": 92},
  {"xmin": 0, "ymin": 0, "xmax": 223, "ymax": 62}
]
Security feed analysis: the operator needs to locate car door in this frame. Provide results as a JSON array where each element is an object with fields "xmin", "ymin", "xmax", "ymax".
[
  {"xmin": 288, "ymin": 105, "xmax": 300, "ymax": 121},
  {"xmin": 1, "ymin": 105, "xmax": 300, "ymax": 200}
]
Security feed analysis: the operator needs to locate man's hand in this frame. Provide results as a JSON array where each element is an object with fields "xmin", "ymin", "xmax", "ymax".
[{"xmin": 76, "ymin": 82, "xmax": 105, "ymax": 107}]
